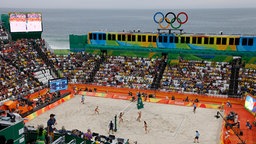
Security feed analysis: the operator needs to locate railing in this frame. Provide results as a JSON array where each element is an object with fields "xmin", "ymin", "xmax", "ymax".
[
  {"xmin": 67, "ymin": 139, "xmax": 76, "ymax": 144},
  {"xmin": 52, "ymin": 136, "xmax": 65, "ymax": 144}
]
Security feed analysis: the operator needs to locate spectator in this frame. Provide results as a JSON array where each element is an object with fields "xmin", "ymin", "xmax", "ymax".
[
  {"xmin": 226, "ymin": 100, "xmax": 232, "ymax": 108},
  {"xmin": 36, "ymin": 124, "xmax": 47, "ymax": 144},
  {"xmin": 47, "ymin": 114, "xmax": 57, "ymax": 143},
  {"xmin": 246, "ymin": 120, "xmax": 252, "ymax": 130},
  {"xmin": 184, "ymin": 96, "xmax": 189, "ymax": 102},
  {"xmin": 58, "ymin": 126, "xmax": 67, "ymax": 134},
  {"xmin": 84, "ymin": 129, "xmax": 92, "ymax": 141}
]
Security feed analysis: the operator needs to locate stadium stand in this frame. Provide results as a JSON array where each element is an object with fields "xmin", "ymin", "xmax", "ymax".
[
  {"xmin": 160, "ymin": 59, "xmax": 231, "ymax": 96},
  {"xmin": 0, "ymin": 22, "xmax": 255, "ymax": 143}
]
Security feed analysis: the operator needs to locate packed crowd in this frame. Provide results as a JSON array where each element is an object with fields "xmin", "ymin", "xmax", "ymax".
[
  {"xmin": 0, "ymin": 24, "xmax": 8, "ymax": 40},
  {"xmin": 0, "ymin": 21, "xmax": 256, "ymax": 102},
  {"xmin": 0, "ymin": 38, "xmax": 52, "ymax": 102},
  {"xmin": 1, "ymin": 37, "xmax": 256, "ymax": 102},
  {"xmin": 48, "ymin": 52, "xmax": 101, "ymax": 83},
  {"xmin": 93, "ymin": 55, "xmax": 161, "ymax": 89},
  {"xmin": 49, "ymin": 52, "xmax": 256, "ymax": 97},
  {"xmin": 4, "ymin": 39, "xmax": 50, "ymax": 73},
  {"xmin": 239, "ymin": 68, "xmax": 256, "ymax": 95},
  {"xmin": 0, "ymin": 56, "xmax": 24, "ymax": 101},
  {"xmin": 160, "ymin": 60, "xmax": 231, "ymax": 95}
]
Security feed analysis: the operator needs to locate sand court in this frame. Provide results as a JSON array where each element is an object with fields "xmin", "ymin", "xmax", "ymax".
[{"xmin": 26, "ymin": 95, "xmax": 222, "ymax": 144}]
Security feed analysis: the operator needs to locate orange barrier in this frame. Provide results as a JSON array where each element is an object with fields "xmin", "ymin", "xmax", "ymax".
[
  {"xmin": 2, "ymin": 100, "xmax": 18, "ymax": 112},
  {"xmin": 79, "ymin": 91, "xmax": 222, "ymax": 112},
  {"xmin": 26, "ymin": 88, "xmax": 49, "ymax": 101},
  {"xmin": 0, "ymin": 100, "xmax": 32, "ymax": 115},
  {"xmin": 24, "ymin": 93, "xmax": 74, "ymax": 123},
  {"xmin": 17, "ymin": 105, "xmax": 33, "ymax": 114},
  {"xmin": 0, "ymin": 88, "xmax": 68, "ymax": 114},
  {"xmin": 69, "ymin": 84, "xmax": 245, "ymax": 105}
]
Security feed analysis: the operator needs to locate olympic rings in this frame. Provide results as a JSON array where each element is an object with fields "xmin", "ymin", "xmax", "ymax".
[
  {"xmin": 153, "ymin": 12, "xmax": 164, "ymax": 23},
  {"xmin": 159, "ymin": 17, "xmax": 170, "ymax": 29},
  {"xmin": 165, "ymin": 12, "xmax": 176, "ymax": 24},
  {"xmin": 153, "ymin": 12, "xmax": 188, "ymax": 29},
  {"xmin": 177, "ymin": 12, "xmax": 188, "ymax": 24},
  {"xmin": 170, "ymin": 18, "xmax": 182, "ymax": 29}
]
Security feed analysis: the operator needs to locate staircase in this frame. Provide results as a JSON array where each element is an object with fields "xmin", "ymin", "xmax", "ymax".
[
  {"xmin": 151, "ymin": 54, "xmax": 167, "ymax": 90},
  {"xmin": 33, "ymin": 41, "xmax": 59, "ymax": 78},
  {"xmin": 228, "ymin": 57, "xmax": 242, "ymax": 98},
  {"xmin": 86, "ymin": 50, "xmax": 107, "ymax": 83}
]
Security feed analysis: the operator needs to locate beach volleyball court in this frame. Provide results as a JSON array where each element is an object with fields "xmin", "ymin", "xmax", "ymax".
[{"xmin": 26, "ymin": 95, "xmax": 222, "ymax": 144}]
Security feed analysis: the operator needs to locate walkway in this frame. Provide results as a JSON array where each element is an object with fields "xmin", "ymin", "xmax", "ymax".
[{"xmin": 223, "ymin": 104, "xmax": 255, "ymax": 144}]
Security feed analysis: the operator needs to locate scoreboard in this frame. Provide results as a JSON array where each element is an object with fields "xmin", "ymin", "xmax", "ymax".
[
  {"xmin": 245, "ymin": 95, "xmax": 256, "ymax": 113},
  {"xmin": 9, "ymin": 12, "xmax": 42, "ymax": 32},
  {"xmin": 48, "ymin": 78, "xmax": 68, "ymax": 93}
]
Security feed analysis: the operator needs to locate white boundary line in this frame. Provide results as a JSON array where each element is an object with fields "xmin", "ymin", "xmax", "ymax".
[{"xmin": 171, "ymin": 114, "xmax": 186, "ymax": 137}]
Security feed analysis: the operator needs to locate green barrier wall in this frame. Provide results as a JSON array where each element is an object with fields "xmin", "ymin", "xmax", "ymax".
[
  {"xmin": 69, "ymin": 34, "xmax": 87, "ymax": 52},
  {"xmin": 1, "ymin": 14, "xmax": 10, "ymax": 32},
  {"xmin": 0, "ymin": 120, "xmax": 25, "ymax": 144},
  {"xmin": 11, "ymin": 32, "xmax": 42, "ymax": 41}
]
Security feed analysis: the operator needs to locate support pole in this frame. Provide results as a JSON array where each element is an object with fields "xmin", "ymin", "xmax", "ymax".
[{"xmin": 114, "ymin": 115, "xmax": 117, "ymax": 132}]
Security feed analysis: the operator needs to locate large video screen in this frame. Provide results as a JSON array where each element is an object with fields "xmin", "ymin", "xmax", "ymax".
[
  {"xmin": 9, "ymin": 12, "xmax": 42, "ymax": 32},
  {"xmin": 48, "ymin": 78, "xmax": 68, "ymax": 93},
  {"xmin": 245, "ymin": 95, "xmax": 256, "ymax": 113}
]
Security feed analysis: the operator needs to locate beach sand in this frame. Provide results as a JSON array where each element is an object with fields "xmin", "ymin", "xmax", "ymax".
[{"xmin": 26, "ymin": 95, "xmax": 222, "ymax": 144}]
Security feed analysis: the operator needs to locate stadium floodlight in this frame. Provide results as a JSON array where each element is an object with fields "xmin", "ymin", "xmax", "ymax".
[{"xmin": 214, "ymin": 111, "xmax": 246, "ymax": 144}]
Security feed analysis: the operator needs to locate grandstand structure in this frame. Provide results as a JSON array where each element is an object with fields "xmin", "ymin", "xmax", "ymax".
[
  {"xmin": 69, "ymin": 31, "xmax": 256, "ymax": 98},
  {"xmin": 0, "ymin": 12, "xmax": 255, "ymax": 144}
]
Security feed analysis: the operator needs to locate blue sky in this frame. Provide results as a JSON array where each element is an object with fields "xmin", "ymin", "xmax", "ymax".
[{"xmin": 1, "ymin": 0, "xmax": 256, "ymax": 9}]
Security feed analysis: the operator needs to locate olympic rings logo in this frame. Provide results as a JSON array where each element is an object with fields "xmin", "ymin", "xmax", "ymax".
[{"xmin": 153, "ymin": 12, "xmax": 188, "ymax": 29}]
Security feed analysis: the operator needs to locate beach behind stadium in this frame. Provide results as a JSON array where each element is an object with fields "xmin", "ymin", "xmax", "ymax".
[{"xmin": 26, "ymin": 95, "xmax": 222, "ymax": 144}]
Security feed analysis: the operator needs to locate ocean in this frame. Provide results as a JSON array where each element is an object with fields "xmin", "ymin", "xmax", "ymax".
[{"xmin": 1, "ymin": 8, "xmax": 256, "ymax": 49}]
